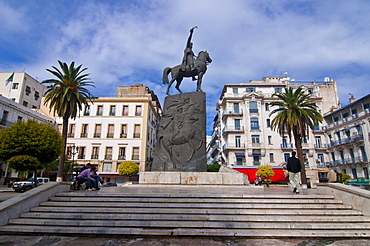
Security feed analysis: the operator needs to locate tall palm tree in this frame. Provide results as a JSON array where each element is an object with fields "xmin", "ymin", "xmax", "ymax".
[
  {"xmin": 269, "ymin": 87, "xmax": 323, "ymax": 185},
  {"xmin": 43, "ymin": 61, "xmax": 95, "ymax": 181}
]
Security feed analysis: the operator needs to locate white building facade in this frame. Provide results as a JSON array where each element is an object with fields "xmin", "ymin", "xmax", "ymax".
[
  {"xmin": 50, "ymin": 84, "xmax": 161, "ymax": 183},
  {"xmin": 0, "ymin": 72, "xmax": 46, "ymax": 109},
  {"xmin": 209, "ymin": 76, "xmax": 340, "ymax": 184},
  {"xmin": 0, "ymin": 95, "xmax": 55, "ymax": 184},
  {"xmin": 324, "ymin": 94, "xmax": 370, "ymax": 180}
]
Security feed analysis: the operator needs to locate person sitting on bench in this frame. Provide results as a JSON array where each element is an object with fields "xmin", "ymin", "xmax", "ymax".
[{"xmin": 77, "ymin": 165, "xmax": 96, "ymax": 191}]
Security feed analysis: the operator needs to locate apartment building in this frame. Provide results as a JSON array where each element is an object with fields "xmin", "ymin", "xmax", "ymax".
[
  {"xmin": 0, "ymin": 72, "xmax": 46, "ymax": 109},
  {"xmin": 209, "ymin": 76, "xmax": 340, "ymax": 184},
  {"xmin": 0, "ymin": 95, "xmax": 55, "ymax": 184},
  {"xmin": 51, "ymin": 84, "xmax": 161, "ymax": 184},
  {"xmin": 324, "ymin": 94, "xmax": 370, "ymax": 179}
]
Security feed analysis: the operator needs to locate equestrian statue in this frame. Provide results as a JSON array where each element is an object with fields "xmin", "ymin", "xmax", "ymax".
[{"xmin": 163, "ymin": 27, "xmax": 212, "ymax": 95}]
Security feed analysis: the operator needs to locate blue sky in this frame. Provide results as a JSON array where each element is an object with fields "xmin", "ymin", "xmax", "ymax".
[{"xmin": 1, "ymin": 0, "xmax": 370, "ymax": 134}]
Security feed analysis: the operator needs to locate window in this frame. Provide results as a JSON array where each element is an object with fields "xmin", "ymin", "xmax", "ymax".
[
  {"xmin": 120, "ymin": 124, "xmax": 127, "ymax": 138},
  {"xmin": 94, "ymin": 124, "xmax": 101, "ymax": 138},
  {"xmin": 25, "ymin": 86, "xmax": 31, "ymax": 95},
  {"xmin": 57, "ymin": 124, "xmax": 62, "ymax": 134},
  {"xmin": 84, "ymin": 106, "xmax": 90, "ymax": 116},
  {"xmin": 78, "ymin": 147, "xmax": 85, "ymax": 159},
  {"xmin": 23, "ymin": 101, "xmax": 28, "ymax": 107},
  {"xmin": 250, "ymin": 118, "xmax": 259, "ymax": 130},
  {"xmin": 274, "ymin": 88, "xmax": 282, "ymax": 93},
  {"xmin": 96, "ymin": 106, "xmax": 103, "ymax": 116},
  {"xmin": 68, "ymin": 124, "xmax": 75, "ymax": 138},
  {"xmin": 109, "ymin": 105, "xmax": 116, "ymax": 116},
  {"xmin": 135, "ymin": 105, "xmax": 142, "ymax": 116},
  {"xmin": 269, "ymin": 153, "xmax": 274, "ymax": 163},
  {"xmin": 249, "ymin": 101, "xmax": 258, "ymax": 113},
  {"xmin": 235, "ymin": 136, "xmax": 241, "ymax": 147},
  {"xmin": 122, "ymin": 106, "xmax": 129, "ymax": 116},
  {"xmin": 246, "ymin": 87, "xmax": 255, "ymax": 92},
  {"xmin": 233, "ymin": 103, "xmax": 240, "ymax": 113},
  {"xmin": 266, "ymin": 119, "xmax": 271, "ymax": 127},
  {"xmin": 132, "ymin": 147, "xmax": 140, "ymax": 160},
  {"xmin": 253, "ymin": 156, "xmax": 260, "ymax": 166},
  {"xmin": 17, "ymin": 116, "xmax": 23, "ymax": 122},
  {"xmin": 91, "ymin": 147, "xmax": 99, "ymax": 159},
  {"xmin": 232, "ymin": 87, "xmax": 238, "ymax": 93},
  {"xmin": 352, "ymin": 168, "xmax": 358, "ymax": 179},
  {"xmin": 352, "ymin": 108, "xmax": 358, "ymax": 118},
  {"xmin": 107, "ymin": 124, "xmax": 114, "ymax": 138},
  {"xmin": 268, "ymin": 136, "xmax": 272, "ymax": 145},
  {"xmin": 105, "ymin": 147, "xmax": 113, "ymax": 160},
  {"xmin": 119, "ymin": 147, "xmax": 126, "ymax": 160},
  {"xmin": 34, "ymin": 91, "xmax": 40, "ymax": 100},
  {"xmin": 103, "ymin": 162, "xmax": 112, "ymax": 172},
  {"xmin": 363, "ymin": 167, "xmax": 369, "ymax": 179},
  {"xmin": 315, "ymin": 136, "xmax": 322, "ymax": 148},
  {"xmin": 12, "ymin": 83, "xmax": 19, "ymax": 89},
  {"xmin": 134, "ymin": 124, "xmax": 141, "ymax": 138},
  {"xmin": 284, "ymin": 153, "xmax": 290, "ymax": 163},
  {"xmin": 234, "ymin": 119, "xmax": 241, "ymax": 130},
  {"xmin": 265, "ymin": 103, "xmax": 269, "ymax": 111},
  {"xmin": 252, "ymin": 135, "xmax": 260, "ymax": 143},
  {"xmin": 317, "ymin": 153, "xmax": 324, "ymax": 164},
  {"xmin": 81, "ymin": 124, "xmax": 88, "ymax": 138},
  {"xmin": 236, "ymin": 158, "xmax": 243, "ymax": 166}
]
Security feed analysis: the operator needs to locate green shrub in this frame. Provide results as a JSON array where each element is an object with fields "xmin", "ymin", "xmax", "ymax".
[
  {"xmin": 207, "ymin": 163, "xmax": 221, "ymax": 172},
  {"xmin": 118, "ymin": 161, "xmax": 139, "ymax": 176},
  {"xmin": 256, "ymin": 165, "xmax": 275, "ymax": 185},
  {"xmin": 338, "ymin": 172, "xmax": 351, "ymax": 184}
]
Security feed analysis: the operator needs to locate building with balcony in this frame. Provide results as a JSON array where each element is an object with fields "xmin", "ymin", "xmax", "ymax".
[
  {"xmin": 0, "ymin": 72, "xmax": 46, "ymax": 109},
  {"xmin": 324, "ymin": 94, "xmax": 370, "ymax": 179},
  {"xmin": 0, "ymin": 95, "xmax": 55, "ymax": 184},
  {"xmin": 209, "ymin": 76, "xmax": 340, "ymax": 184},
  {"xmin": 44, "ymin": 84, "xmax": 161, "ymax": 184}
]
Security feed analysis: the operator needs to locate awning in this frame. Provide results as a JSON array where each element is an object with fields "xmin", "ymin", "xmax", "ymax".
[
  {"xmin": 252, "ymin": 153, "xmax": 261, "ymax": 156},
  {"xmin": 235, "ymin": 152, "xmax": 245, "ymax": 158}
]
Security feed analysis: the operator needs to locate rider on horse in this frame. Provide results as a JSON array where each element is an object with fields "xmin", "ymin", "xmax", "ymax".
[{"xmin": 181, "ymin": 26, "xmax": 197, "ymax": 81}]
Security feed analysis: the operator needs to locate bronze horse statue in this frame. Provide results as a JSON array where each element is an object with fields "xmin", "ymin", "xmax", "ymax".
[{"xmin": 163, "ymin": 51, "xmax": 212, "ymax": 95}]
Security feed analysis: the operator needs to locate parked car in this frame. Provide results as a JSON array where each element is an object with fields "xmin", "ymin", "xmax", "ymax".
[{"xmin": 12, "ymin": 177, "xmax": 50, "ymax": 192}]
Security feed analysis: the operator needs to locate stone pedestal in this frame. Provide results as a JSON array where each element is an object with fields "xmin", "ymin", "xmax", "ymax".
[
  {"xmin": 139, "ymin": 172, "xmax": 248, "ymax": 185},
  {"xmin": 152, "ymin": 92, "xmax": 206, "ymax": 172}
]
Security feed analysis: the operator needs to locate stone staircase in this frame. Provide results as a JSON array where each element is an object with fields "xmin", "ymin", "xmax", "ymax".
[{"xmin": 1, "ymin": 191, "xmax": 370, "ymax": 237}]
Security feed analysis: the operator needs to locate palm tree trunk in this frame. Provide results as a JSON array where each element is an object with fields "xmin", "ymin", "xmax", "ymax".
[
  {"xmin": 56, "ymin": 117, "xmax": 68, "ymax": 181},
  {"xmin": 293, "ymin": 132, "xmax": 307, "ymax": 186}
]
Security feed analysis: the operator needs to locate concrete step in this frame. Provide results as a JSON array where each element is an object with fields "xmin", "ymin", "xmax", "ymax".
[
  {"xmin": 55, "ymin": 192, "xmax": 336, "ymax": 199},
  {"xmin": 19, "ymin": 212, "xmax": 370, "ymax": 222},
  {"xmin": 30, "ymin": 206, "xmax": 363, "ymax": 216},
  {"xmin": 8, "ymin": 218, "xmax": 370, "ymax": 230},
  {"xmin": 38, "ymin": 201, "xmax": 353, "ymax": 210},
  {"xmin": 0, "ymin": 225, "xmax": 369, "ymax": 237},
  {"xmin": 49, "ymin": 196, "xmax": 343, "ymax": 204}
]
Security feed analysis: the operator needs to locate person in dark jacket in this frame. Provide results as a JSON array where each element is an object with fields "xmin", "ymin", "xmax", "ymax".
[{"xmin": 287, "ymin": 151, "xmax": 302, "ymax": 194}]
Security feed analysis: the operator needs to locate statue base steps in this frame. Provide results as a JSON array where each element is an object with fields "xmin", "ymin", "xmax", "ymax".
[{"xmin": 139, "ymin": 172, "xmax": 249, "ymax": 185}]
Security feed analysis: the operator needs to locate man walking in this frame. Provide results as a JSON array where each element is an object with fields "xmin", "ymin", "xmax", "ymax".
[{"xmin": 287, "ymin": 151, "xmax": 302, "ymax": 194}]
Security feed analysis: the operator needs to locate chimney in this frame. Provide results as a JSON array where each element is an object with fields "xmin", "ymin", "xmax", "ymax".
[{"xmin": 349, "ymin": 94, "xmax": 355, "ymax": 103}]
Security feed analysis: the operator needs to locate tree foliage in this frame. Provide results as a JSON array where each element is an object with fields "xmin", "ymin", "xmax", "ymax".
[
  {"xmin": 42, "ymin": 60, "xmax": 95, "ymax": 181},
  {"xmin": 269, "ymin": 87, "xmax": 323, "ymax": 185},
  {"xmin": 118, "ymin": 161, "xmax": 139, "ymax": 176},
  {"xmin": 8, "ymin": 155, "xmax": 40, "ymax": 172},
  {"xmin": 0, "ymin": 120, "xmax": 63, "ymax": 173}
]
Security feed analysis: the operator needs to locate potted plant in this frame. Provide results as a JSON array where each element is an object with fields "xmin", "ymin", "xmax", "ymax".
[{"xmin": 256, "ymin": 165, "xmax": 275, "ymax": 187}]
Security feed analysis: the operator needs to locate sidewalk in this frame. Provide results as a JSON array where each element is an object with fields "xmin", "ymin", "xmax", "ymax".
[{"xmin": 0, "ymin": 185, "xmax": 13, "ymax": 192}]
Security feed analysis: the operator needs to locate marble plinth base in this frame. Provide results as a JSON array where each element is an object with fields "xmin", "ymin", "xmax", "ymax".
[{"xmin": 139, "ymin": 172, "xmax": 249, "ymax": 185}]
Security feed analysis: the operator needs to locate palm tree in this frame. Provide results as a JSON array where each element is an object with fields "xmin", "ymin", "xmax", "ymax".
[
  {"xmin": 43, "ymin": 61, "xmax": 95, "ymax": 181},
  {"xmin": 269, "ymin": 87, "xmax": 323, "ymax": 185}
]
